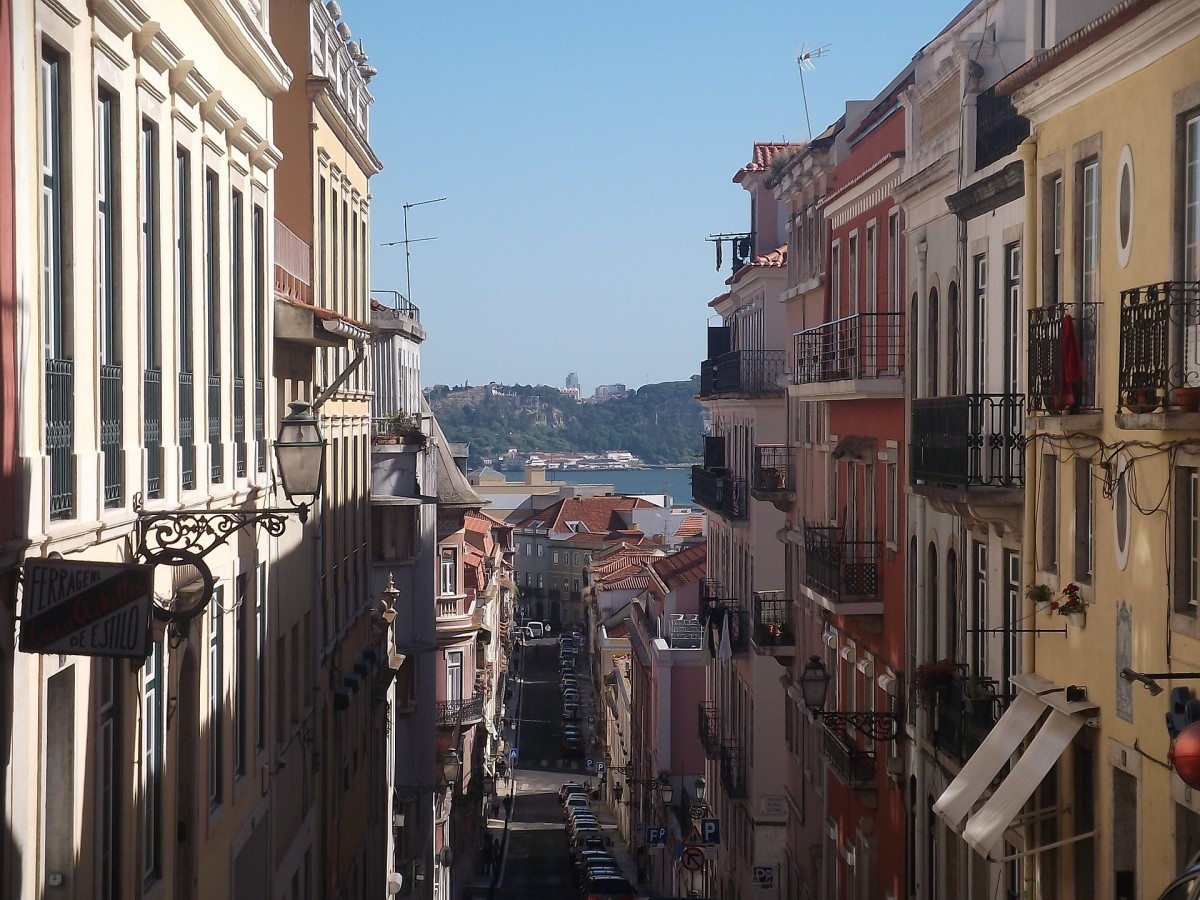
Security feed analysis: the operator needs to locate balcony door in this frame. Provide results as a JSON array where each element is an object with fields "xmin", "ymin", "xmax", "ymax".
[
  {"xmin": 447, "ymin": 650, "xmax": 463, "ymax": 705},
  {"xmin": 1184, "ymin": 114, "xmax": 1200, "ymax": 381}
]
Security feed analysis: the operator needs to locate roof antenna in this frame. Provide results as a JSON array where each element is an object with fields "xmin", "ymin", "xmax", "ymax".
[{"xmin": 795, "ymin": 43, "xmax": 830, "ymax": 141}]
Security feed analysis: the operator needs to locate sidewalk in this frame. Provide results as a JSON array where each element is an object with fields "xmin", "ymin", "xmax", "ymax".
[{"xmin": 591, "ymin": 798, "xmax": 646, "ymax": 896}]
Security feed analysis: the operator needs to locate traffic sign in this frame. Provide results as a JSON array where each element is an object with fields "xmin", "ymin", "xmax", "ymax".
[
  {"xmin": 704, "ymin": 846, "xmax": 717, "ymax": 860},
  {"xmin": 645, "ymin": 825, "xmax": 667, "ymax": 846},
  {"xmin": 753, "ymin": 866, "xmax": 774, "ymax": 886},
  {"xmin": 681, "ymin": 846, "xmax": 705, "ymax": 871},
  {"xmin": 700, "ymin": 818, "xmax": 721, "ymax": 845},
  {"xmin": 509, "ymin": 748, "xmax": 518, "ymax": 763},
  {"xmin": 586, "ymin": 757, "xmax": 595, "ymax": 770},
  {"xmin": 596, "ymin": 762, "xmax": 606, "ymax": 773}
]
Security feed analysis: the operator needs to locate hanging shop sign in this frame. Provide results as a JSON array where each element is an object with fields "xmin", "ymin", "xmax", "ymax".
[{"xmin": 19, "ymin": 559, "xmax": 154, "ymax": 658}]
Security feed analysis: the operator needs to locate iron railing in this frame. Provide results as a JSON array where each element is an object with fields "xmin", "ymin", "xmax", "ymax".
[
  {"xmin": 254, "ymin": 377, "xmax": 265, "ymax": 472},
  {"xmin": 208, "ymin": 375, "xmax": 222, "ymax": 482},
  {"xmin": 144, "ymin": 368, "xmax": 162, "ymax": 498},
  {"xmin": 100, "ymin": 363, "xmax": 122, "ymax": 507},
  {"xmin": 699, "ymin": 349, "xmax": 786, "ymax": 398},
  {"xmin": 752, "ymin": 590, "xmax": 793, "ymax": 648},
  {"xmin": 931, "ymin": 674, "xmax": 1005, "ymax": 763},
  {"xmin": 47, "ymin": 358, "xmax": 74, "ymax": 519},
  {"xmin": 179, "ymin": 372, "xmax": 195, "ymax": 490},
  {"xmin": 793, "ymin": 312, "xmax": 905, "ymax": 385},
  {"xmin": 803, "ymin": 525, "xmax": 880, "ymax": 603},
  {"xmin": 233, "ymin": 375, "xmax": 246, "ymax": 478},
  {"xmin": 436, "ymin": 693, "xmax": 485, "ymax": 727},
  {"xmin": 703, "ymin": 599, "xmax": 749, "ymax": 655},
  {"xmin": 752, "ymin": 445, "xmax": 793, "ymax": 494},
  {"xmin": 822, "ymin": 719, "xmax": 876, "ymax": 787},
  {"xmin": 910, "ymin": 394, "xmax": 1024, "ymax": 488},
  {"xmin": 1027, "ymin": 302, "xmax": 1099, "ymax": 413},
  {"xmin": 691, "ymin": 466, "xmax": 747, "ymax": 520},
  {"xmin": 699, "ymin": 703, "xmax": 724, "ymax": 759},
  {"xmin": 1118, "ymin": 281, "xmax": 1200, "ymax": 410},
  {"xmin": 371, "ymin": 290, "xmax": 421, "ymax": 324},
  {"xmin": 719, "ymin": 744, "xmax": 748, "ymax": 799}
]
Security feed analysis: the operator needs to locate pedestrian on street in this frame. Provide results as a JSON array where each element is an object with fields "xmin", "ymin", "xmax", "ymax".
[{"xmin": 481, "ymin": 839, "xmax": 494, "ymax": 875}]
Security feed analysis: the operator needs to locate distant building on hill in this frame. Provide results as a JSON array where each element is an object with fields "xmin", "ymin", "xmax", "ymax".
[
  {"xmin": 594, "ymin": 383, "xmax": 628, "ymax": 401},
  {"xmin": 566, "ymin": 372, "xmax": 581, "ymax": 390}
]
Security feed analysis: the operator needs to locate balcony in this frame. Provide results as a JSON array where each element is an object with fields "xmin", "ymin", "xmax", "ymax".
[
  {"xmin": 436, "ymin": 693, "xmax": 486, "ymax": 728},
  {"xmin": 144, "ymin": 368, "xmax": 162, "ymax": 498},
  {"xmin": 698, "ymin": 703, "xmax": 724, "ymax": 759},
  {"xmin": 910, "ymin": 394, "xmax": 1024, "ymax": 490},
  {"xmin": 46, "ymin": 357, "xmax": 74, "ymax": 520},
  {"xmin": 100, "ymin": 363, "xmax": 122, "ymax": 507},
  {"xmin": 718, "ymin": 744, "xmax": 747, "ymax": 799},
  {"xmin": 1118, "ymin": 281, "xmax": 1200, "ymax": 414},
  {"xmin": 1027, "ymin": 302, "xmax": 1099, "ymax": 414},
  {"xmin": 698, "ymin": 349, "xmax": 786, "ymax": 399},
  {"xmin": 792, "ymin": 312, "xmax": 904, "ymax": 392},
  {"xmin": 751, "ymin": 445, "xmax": 794, "ymax": 502},
  {"xmin": 691, "ymin": 466, "xmax": 747, "ymax": 521},
  {"xmin": 179, "ymin": 372, "xmax": 196, "ymax": 490},
  {"xmin": 701, "ymin": 597, "xmax": 749, "ymax": 656},
  {"xmin": 802, "ymin": 525, "xmax": 882, "ymax": 615},
  {"xmin": 930, "ymin": 673, "xmax": 1005, "ymax": 764},
  {"xmin": 822, "ymin": 719, "xmax": 876, "ymax": 788},
  {"xmin": 752, "ymin": 590, "xmax": 794, "ymax": 659},
  {"xmin": 233, "ymin": 375, "xmax": 247, "ymax": 478}
]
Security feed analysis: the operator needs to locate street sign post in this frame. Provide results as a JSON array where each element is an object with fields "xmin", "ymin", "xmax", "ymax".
[
  {"xmin": 700, "ymin": 818, "xmax": 721, "ymax": 845},
  {"xmin": 509, "ymin": 747, "xmax": 518, "ymax": 763},
  {"xmin": 586, "ymin": 757, "xmax": 595, "ymax": 770},
  {"xmin": 752, "ymin": 866, "xmax": 774, "ymax": 887},
  {"xmin": 680, "ymin": 846, "xmax": 705, "ymax": 871},
  {"xmin": 645, "ymin": 825, "xmax": 666, "ymax": 847}
]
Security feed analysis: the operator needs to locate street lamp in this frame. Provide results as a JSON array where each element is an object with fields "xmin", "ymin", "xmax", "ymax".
[
  {"xmin": 134, "ymin": 401, "xmax": 327, "ymax": 624},
  {"xmin": 687, "ymin": 775, "xmax": 707, "ymax": 820},
  {"xmin": 394, "ymin": 748, "xmax": 465, "ymax": 801},
  {"xmin": 800, "ymin": 656, "xmax": 903, "ymax": 742}
]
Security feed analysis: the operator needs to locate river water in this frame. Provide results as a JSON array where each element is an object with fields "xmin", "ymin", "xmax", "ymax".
[{"xmin": 503, "ymin": 466, "xmax": 694, "ymax": 504}]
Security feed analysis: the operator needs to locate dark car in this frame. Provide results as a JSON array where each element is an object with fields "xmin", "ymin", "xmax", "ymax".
[
  {"xmin": 583, "ymin": 876, "xmax": 635, "ymax": 900},
  {"xmin": 562, "ymin": 732, "xmax": 585, "ymax": 757}
]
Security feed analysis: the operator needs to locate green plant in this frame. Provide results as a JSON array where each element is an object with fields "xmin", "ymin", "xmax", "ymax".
[
  {"xmin": 1025, "ymin": 583, "xmax": 1053, "ymax": 605},
  {"xmin": 912, "ymin": 659, "xmax": 959, "ymax": 707},
  {"xmin": 1051, "ymin": 582, "xmax": 1085, "ymax": 616}
]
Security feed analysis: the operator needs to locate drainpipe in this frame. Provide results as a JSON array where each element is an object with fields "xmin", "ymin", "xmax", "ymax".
[
  {"xmin": 912, "ymin": 234, "xmax": 930, "ymax": 900},
  {"xmin": 1017, "ymin": 134, "xmax": 1040, "ymax": 900}
]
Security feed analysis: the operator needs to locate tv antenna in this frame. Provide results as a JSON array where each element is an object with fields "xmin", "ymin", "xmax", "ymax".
[
  {"xmin": 795, "ymin": 43, "xmax": 830, "ymax": 140},
  {"xmin": 381, "ymin": 196, "xmax": 446, "ymax": 306}
]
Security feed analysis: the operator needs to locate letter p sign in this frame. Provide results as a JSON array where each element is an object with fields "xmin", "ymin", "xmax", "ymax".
[{"xmin": 700, "ymin": 817, "xmax": 721, "ymax": 845}]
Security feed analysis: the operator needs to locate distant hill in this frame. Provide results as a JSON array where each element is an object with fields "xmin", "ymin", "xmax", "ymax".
[{"xmin": 425, "ymin": 379, "xmax": 705, "ymax": 468}]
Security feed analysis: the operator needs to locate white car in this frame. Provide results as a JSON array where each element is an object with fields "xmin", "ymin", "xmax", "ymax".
[{"xmin": 527, "ymin": 621, "xmax": 545, "ymax": 639}]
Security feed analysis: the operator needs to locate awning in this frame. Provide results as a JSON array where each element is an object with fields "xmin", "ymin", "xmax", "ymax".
[{"xmin": 932, "ymin": 673, "xmax": 1097, "ymax": 861}]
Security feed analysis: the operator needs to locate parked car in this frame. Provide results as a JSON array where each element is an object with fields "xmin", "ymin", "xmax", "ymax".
[
  {"xmin": 584, "ymin": 876, "xmax": 635, "ymax": 900},
  {"xmin": 559, "ymin": 781, "xmax": 586, "ymax": 802},
  {"xmin": 562, "ymin": 729, "xmax": 585, "ymax": 757},
  {"xmin": 562, "ymin": 703, "xmax": 580, "ymax": 721},
  {"xmin": 526, "ymin": 621, "xmax": 545, "ymax": 638}
]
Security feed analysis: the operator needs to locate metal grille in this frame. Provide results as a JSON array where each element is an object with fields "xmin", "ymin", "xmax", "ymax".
[
  {"xmin": 1027, "ymin": 302, "xmax": 1099, "ymax": 412},
  {"xmin": 179, "ymin": 372, "xmax": 195, "ymax": 490},
  {"xmin": 753, "ymin": 590, "xmax": 792, "ymax": 647},
  {"xmin": 753, "ymin": 445, "xmax": 793, "ymax": 493},
  {"xmin": 233, "ymin": 375, "xmax": 246, "ymax": 478},
  {"xmin": 803, "ymin": 526, "xmax": 881, "ymax": 602},
  {"xmin": 699, "ymin": 349, "xmax": 785, "ymax": 398},
  {"xmin": 793, "ymin": 312, "xmax": 905, "ymax": 384},
  {"xmin": 46, "ymin": 357, "xmax": 74, "ymax": 519},
  {"xmin": 144, "ymin": 368, "xmax": 162, "ymax": 498},
  {"xmin": 719, "ymin": 745, "xmax": 748, "ymax": 798},
  {"xmin": 691, "ymin": 466, "xmax": 748, "ymax": 520},
  {"xmin": 910, "ymin": 394, "xmax": 1024, "ymax": 488},
  {"xmin": 822, "ymin": 719, "xmax": 876, "ymax": 787},
  {"xmin": 698, "ymin": 703, "xmax": 723, "ymax": 759},
  {"xmin": 100, "ymin": 363, "xmax": 122, "ymax": 506},
  {"xmin": 208, "ymin": 374, "xmax": 223, "ymax": 482},
  {"xmin": 1118, "ymin": 281, "xmax": 1200, "ymax": 407},
  {"xmin": 254, "ymin": 377, "xmax": 265, "ymax": 472},
  {"xmin": 975, "ymin": 85, "xmax": 1030, "ymax": 171}
]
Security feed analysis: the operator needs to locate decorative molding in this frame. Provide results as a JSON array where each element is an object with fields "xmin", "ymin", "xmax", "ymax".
[
  {"xmin": 135, "ymin": 74, "xmax": 168, "ymax": 105},
  {"xmin": 200, "ymin": 91, "xmax": 240, "ymax": 133},
  {"xmin": 172, "ymin": 107, "xmax": 198, "ymax": 133},
  {"xmin": 228, "ymin": 118, "xmax": 262, "ymax": 156},
  {"xmin": 133, "ymin": 22, "xmax": 183, "ymax": 75},
  {"xmin": 171, "ymin": 61, "xmax": 213, "ymax": 107},
  {"xmin": 186, "ymin": 0, "xmax": 291, "ymax": 97},
  {"xmin": 91, "ymin": 34, "xmax": 131, "ymax": 71},
  {"xmin": 251, "ymin": 141, "xmax": 283, "ymax": 173},
  {"xmin": 91, "ymin": 0, "xmax": 148, "ymax": 38},
  {"xmin": 39, "ymin": 0, "xmax": 82, "ymax": 29},
  {"xmin": 201, "ymin": 134, "xmax": 226, "ymax": 158}
]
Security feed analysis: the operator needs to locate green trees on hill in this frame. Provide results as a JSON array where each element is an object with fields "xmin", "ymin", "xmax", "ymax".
[{"xmin": 425, "ymin": 378, "xmax": 704, "ymax": 467}]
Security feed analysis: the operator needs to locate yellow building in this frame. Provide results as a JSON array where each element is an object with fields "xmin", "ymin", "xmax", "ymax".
[{"xmin": 937, "ymin": 2, "xmax": 1200, "ymax": 897}]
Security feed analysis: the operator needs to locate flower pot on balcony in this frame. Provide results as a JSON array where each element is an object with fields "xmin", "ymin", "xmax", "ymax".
[
  {"xmin": 1067, "ymin": 610, "xmax": 1086, "ymax": 627},
  {"xmin": 762, "ymin": 467, "xmax": 785, "ymax": 490},
  {"xmin": 1173, "ymin": 386, "xmax": 1200, "ymax": 412},
  {"xmin": 1123, "ymin": 389, "xmax": 1160, "ymax": 414}
]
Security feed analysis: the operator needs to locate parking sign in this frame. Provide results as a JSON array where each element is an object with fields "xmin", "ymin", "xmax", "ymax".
[
  {"xmin": 752, "ymin": 866, "xmax": 774, "ymax": 886},
  {"xmin": 645, "ymin": 825, "xmax": 666, "ymax": 846},
  {"xmin": 700, "ymin": 817, "xmax": 721, "ymax": 845}
]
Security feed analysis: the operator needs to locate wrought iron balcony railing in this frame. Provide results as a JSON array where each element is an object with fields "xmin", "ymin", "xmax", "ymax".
[
  {"xmin": 793, "ymin": 312, "xmax": 905, "ymax": 385},
  {"xmin": 698, "ymin": 703, "xmax": 724, "ymax": 759},
  {"xmin": 719, "ymin": 744, "xmax": 748, "ymax": 799},
  {"xmin": 1027, "ymin": 302, "xmax": 1099, "ymax": 413},
  {"xmin": 100, "ymin": 363, "xmax": 123, "ymax": 507},
  {"xmin": 46, "ymin": 357, "xmax": 74, "ymax": 520},
  {"xmin": 208, "ymin": 374, "xmax": 223, "ymax": 483},
  {"xmin": 803, "ymin": 525, "xmax": 880, "ymax": 603},
  {"xmin": 254, "ymin": 377, "xmax": 265, "ymax": 472},
  {"xmin": 691, "ymin": 466, "xmax": 747, "ymax": 520},
  {"xmin": 822, "ymin": 719, "xmax": 876, "ymax": 788},
  {"xmin": 702, "ymin": 598, "xmax": 749, "ymax": 655},
  {"xmin": 752, "ymin": 445, "xmax": 794, "ymax": 495},
  {"xmin": 144, "ymin": 368, "xmax": 162, "ymax": 498},
  {"xmin": 930, "ymin": 673, "xmax": 1005, "ymax": 764},
  {"xmin": 233, "ymin": 375, "xmax": 246, "ymax": 478},
  {"xmin": 1119, "ymin": 281, "xmax": 1200, "ymax": 411},
  {"xmin": 699, "ymin": 349, "xmax": 786, "ymax": 398},
  {"xmin": 910, "ymin": 393, "xmax": 1024, "ymax": 488},
  {"xmin": 435, "ymin": 693, "xmax": 485, "ymax": 727},
  {"xmin": 179, "ymin": 372, "xmax": 196, "ymax": 490},
  {"xmin": 752, "ymin": 590, "xmax": 793, "ymax": 651}
]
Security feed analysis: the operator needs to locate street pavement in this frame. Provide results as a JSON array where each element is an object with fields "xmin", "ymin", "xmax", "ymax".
[{"xmin": 471, "ymin": 633, "xmax": 643, "ymax": 899}]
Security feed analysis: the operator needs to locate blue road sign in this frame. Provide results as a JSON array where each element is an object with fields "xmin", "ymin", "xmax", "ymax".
[
  {"xmin": 585, "ymin": 757, "xmax": 595, "ymax": 769},
  {"xmin": 753, "ymin": 866, "xmax": 774, "ymax": 886},
  {"xmin": 700, "ymin": 818, "xmax": 721, "ymax": 845},
  {"xmin": 509, "ymin": 748, "xmax": 518, "ymax": 763},
  {"xmin": 596, "ymin": 762, "xmax": 606, "ymax": 773},
  {"xmin": 645, "ymin": 825, "xmax": 667, "ymax": 846}
]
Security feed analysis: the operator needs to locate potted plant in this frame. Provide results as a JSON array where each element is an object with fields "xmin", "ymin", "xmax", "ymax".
[
  {"xmin": 1025, "ymin": 582, "xmax": 1054, "ymax": 613},
  {"xmin": 377, "ymin": 410, "xmax": 427, "ymax": 448},
  {"xmin": 1173, "ymin": 385, "xmax": 1200, "ymax": 413},
  {"xmin": 912, "ymin": 659, "xmax": 958, "ymax": 708},
  {"xmin": 1051, "ymin": 582, "xmax": 1087, "ymax": 626},
  {"xmin": 1123, "ymin": 388, "xmax": 1161, "ymax": 414}
]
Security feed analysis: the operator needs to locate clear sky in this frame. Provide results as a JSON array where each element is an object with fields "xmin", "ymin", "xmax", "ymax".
[{"xmin": 352, "ymin": 1, "xmax": 969, "ymax": 395}]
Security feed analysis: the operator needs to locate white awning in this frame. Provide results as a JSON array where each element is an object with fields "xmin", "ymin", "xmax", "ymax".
[
  {"xmin": 932, "ymin": 690, "xmax": 1045, "ymax": 828},
  {"xmin": 963, "ymin": 708, "xmax": 1087, "ymax": 859}
]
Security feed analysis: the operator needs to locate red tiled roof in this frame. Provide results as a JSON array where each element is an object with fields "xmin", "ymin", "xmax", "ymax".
[
  {"xmin": 278, "ymin": 294, "xmax": 370, "ymax": 330},
  {"xmin": 608, "ymin": 621, "xmax": 630, "ymax": 639},
  {"xmin": 513, "ymin": 495, "xmax": 655, "ymax": 536},
  {"xmin": 601, "ymin": 572, "xmax": 652, "ymax": 591},
  {"xmin": 674, "ymin": 514, "xmax": 705, "ymax": 539},
  {"xmin": 651, "ymin": 544, "xmax": 706, "ymax": 591},
  {"xmin": 736, "ymin": 142, "xmax": 804, "ymax": 179},
  {"xmin": 730, "ymin": 245, "xmax": 787, "ymax": 286}
]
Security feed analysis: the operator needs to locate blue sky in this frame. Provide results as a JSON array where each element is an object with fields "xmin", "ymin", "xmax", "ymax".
[{"xmin": 352, "ymin": 1, "xmax": 968, "ymax": 395}]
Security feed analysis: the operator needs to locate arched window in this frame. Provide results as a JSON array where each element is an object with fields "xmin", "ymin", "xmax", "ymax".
[
  {"xmin": 946, "ymin": 548, "xmax": 959, "ymax": 662},
  {"xmin": 910, "ymin": 292, "xmax": 920, "ymax": 398},
  {"xmin": 927, "ymin": 542, "xmax": 939, "ymax": 659},
  {"xmin": 927, "ymin": 287, "xmax": 940, "ymax": 397}
]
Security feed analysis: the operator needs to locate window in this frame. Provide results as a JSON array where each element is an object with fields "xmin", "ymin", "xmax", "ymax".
[
  {"xmin": 141, "ymin": 120, "xmax": 162, "ymax": 498},
  {"xmin": 1187, "ymin": 113, "xmax": 1200, "ymax": 281},
  {"xmin": 97, "ymin": 90, "xmax": 121, "ymax": 508},
  {"xmin": 886, "ymin": 462, "xmax": 898, "ymax": 545},
  {"xmin": 234, "ymin": 572, "xmax": 249, "ymax": 778},
  {"xmin": 1075, "ymin": 460, "xmax": 1093, "ymax": 584},
  {"xmin": 1175, "ymin": 467, "xmax": 1200, "ymax": 613},
  {"xmin": 973, "ymin": 542, "xmax": 988, "ymax": 676},
  {"xmin": 848, "ymin": 233, "xmax": 859, "ymax": 314},
  {"xmin": 1079, "ymin": 159, "xmax": 1100, "ymax": 304},
  {"xmin": 1048, "ymin": 175, "xmax": 1063, "ymax": 304},
  {"xmin": 537, "ymin": 544, "xmax": 544, "ymax": 557},
  {"xmin": 1040, "ymin": 456, "xmax": 1058, "ymax": 572},
  {"xmin": 142, "ymin": 640, "xmax": 164, "ymax": 884},
  {"xmin": 552, "ymin": 550, "xmax": 559, "ymax": 564},
  {"xmin": 205, "ymin": 169, "xmax": 222, "ymax": 482},
  {"xmin": 97, "ymin": 659, "xmax": 120, "ymax": 899},
  {"xmin": 41, "ymin": 47, "xmax": 73, "ymax": 519},
  {"xmin": 1004, "ymin": 243, "xmax": 1022, "ymax": 394},
  {"xmin": 252, "ymin": 205, "xmax": 266, "ymax": 471},
  {"xmin": 573, "ymin": 551, "xmax": 580, "ymax": 566},
  {"xmin": 1003, "ymin": 550, "xmax": 1020, "ymax": 686},
  {"xmin": 256, "ymin": 564, "xmax": 266, "ymax": 752},
  {"xmin": 209, "ymin": 587, "xmax": 225, "ymax": 807},
  {"xmin": 972, "ymin": 254, "xmax": 987, "ymax": 391},
  {"xmin": 177, "ymin": 148, "xmax": 195, "ymax": 489},
  {"xmin": 865, "ymin": 223, "xmax": 877, "ymax": 314},
  {"xmin": 440, "ymin": 548, "xmax": 457, "ymax": 596},
  {"xmin": 231, "ymin": 189, "xmax": 246, "ymax": 478},
  {"xmin": 887, "ymin": 211, "xmax": 900, "ymax": 313},
  {"xmin": 947, "ymin": 282, "xmax": 960, "ymax": 395},
  {"xmin": 927, "ymin": 287, "xmax": 939, "ymax": 397},
  {"xmin": 831, "ymin": 242, "xmax": 842, "ymax": 319},
  {"xmin": 446, "ymin": 650, "xmax": 463, "ymax": 704}
]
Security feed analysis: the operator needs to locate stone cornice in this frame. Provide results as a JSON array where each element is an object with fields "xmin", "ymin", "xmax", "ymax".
[
  {"xmin": 91, "ymin": 33, "xmax": 131, "ymax": 71},
  {"xmin": 91, "ymin": 0, "xmax": 147, "ymax": 38},
  {"xmin": 313, "ymin": 87, "xmax": 382, "ymax": 177},
  {"xmin": 171, "ymin": 61, "xmax": 213, "ymax": 107},
  {"xmin": 184, "ymin": 0, "xmax": 292, "ymax": 97},
  {"xmin": 133, "ymin": 21, "xmax": 183, "ymax": 75}
]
